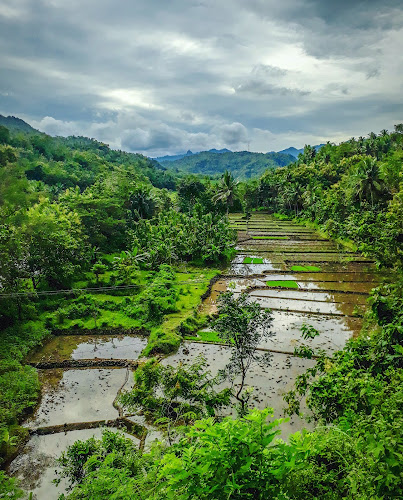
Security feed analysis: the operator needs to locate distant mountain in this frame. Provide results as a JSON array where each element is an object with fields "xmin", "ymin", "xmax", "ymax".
[
  {"xmin": 0, "ymin": 114, "xmax": 38, "ymax": 133},
  {"xmin": 277, "ymin": 144, "xmax": 325, "ymax": 158},
  {"xmin": 162, "ymin": 150, "xmax": 295, "ymax": 180},
  {"xmin": 156, "ymin": 148, "xmax": 232, "ymax": 163}
]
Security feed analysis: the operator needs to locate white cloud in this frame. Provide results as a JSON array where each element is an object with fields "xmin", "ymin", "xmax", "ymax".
[{"xmin": 0, "ymin": 0, "xmax": 402, "ymax": 155}]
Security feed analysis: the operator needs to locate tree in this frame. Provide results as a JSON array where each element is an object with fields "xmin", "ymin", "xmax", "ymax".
[
  {"xmin": 120, "ymin": 356, "xmax": 231, "ymax": 438},
  {"xmin": 350, "ymin": 157, "xmax": 387, "ymax": 207},
  {"xmin": 0, "ymin": 126, "xmax": 10, "ymax": 145},
  {"xmin": 0, "ymin": 145, "xmax": 17, "ymax": 167},
  {"xmin": 177, "ymin": 175, "xmax": 207, "ymax": 212},
  {"xmin": 213, "ymin": 291, "xmax": 274, "ymax": 415},
  {"xmin": 127, "ymin": 185, "xmax": 157, "ymax": 220},
  {"xmin": 213, "ymin": 170, "xmax": 238, "ymax": 214},
  {"xmin": 20, "ymin": 200, "xmax": 87, "ymax": 289},
  {"xmin": 113, "ymin": 247, "xmax": 149, "ymax": 284},
  {"xmin": 0, "ymin": 224, "xmax": 28, "ymax": 323}
]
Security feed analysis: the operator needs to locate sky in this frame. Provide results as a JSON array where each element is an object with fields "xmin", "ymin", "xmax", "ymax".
[{"xmin": 0, "ymin": 0, "xmax": 402, "ymax": 157}]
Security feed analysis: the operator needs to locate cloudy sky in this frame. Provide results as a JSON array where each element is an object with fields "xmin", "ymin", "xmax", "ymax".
[{"xmin": 0, "ymin": 0, "xmax": 402, "ymax": 156}]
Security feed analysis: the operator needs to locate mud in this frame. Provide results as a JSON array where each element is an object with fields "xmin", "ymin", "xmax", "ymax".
[
  {"xmin": 28, "ymin": 335, "xmax": 147, "ymax": 363},
  {"xmin": 25, "ymin": 368, "xmax": 133, "ymax": 429}
]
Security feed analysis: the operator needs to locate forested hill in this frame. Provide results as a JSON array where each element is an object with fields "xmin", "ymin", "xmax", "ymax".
[
  {"xmin": 161, "ymin": 149, "xmax": 295, "ymax": 179},
  {"xmin": 0, "ymin": 114, "xmax": 175, "ymax": 190},
  {"xmin": 277, "ymin": 143, "xmax": 324, "ymax": 158},
  {"xmin": 0, "ymin": 114, "xmax": 37, "ymax": 134},
  {"xmin": 155, "ymin": 148, "xmax": 231, "ymax": 163}
]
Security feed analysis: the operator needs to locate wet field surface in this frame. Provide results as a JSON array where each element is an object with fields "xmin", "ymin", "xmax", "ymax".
[
  {"xmin": 28, "ymin": 335, "xmax": 147, "ymax": 363},
  {"xmin": 25, "ymin": 368, "xmax": 131, "ymax": 429},
  {"xmin": 10, "ymin": 213, "xmax": 380, "ymax": 498}
]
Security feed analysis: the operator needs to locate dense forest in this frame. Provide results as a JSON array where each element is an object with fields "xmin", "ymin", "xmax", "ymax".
[
  {"xmin": 1, "ymin": 119, "xmax": 402, "ymax": 498},
  {"xmin": 161, "ymin": 149, "xmax": 295, "ymax": 179}
]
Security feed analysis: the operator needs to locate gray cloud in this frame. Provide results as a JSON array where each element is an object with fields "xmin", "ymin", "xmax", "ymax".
[
  {"xmin": 235, "ymin": 81, "xmax": 310, "ymax": 97},
  {"xmin": 0, "ymin": 0, "xmax": 402, "ymax": 154}
]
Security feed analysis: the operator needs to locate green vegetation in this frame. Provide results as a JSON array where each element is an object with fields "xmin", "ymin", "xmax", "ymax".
[
  {"xmin": 266, "ymin": 280, "xmax": 299, "ymax": 288},
  {"xmin": 290, "ymin": 265, "xmax": 321, "ymax": 272},
  {"xmin": 161, "ymin": 150, "xmax": 295, "ymax": 180},
  {"xmin": 0, "ymin": 120, "xmax": 236, "ymax": 472},
  {"xmin": 243, "ymin": 257, "xmax": 263, "ymax": 264},
  {"xmin": 241, "ymin": 127, "xmax": 403, "ymax": 270},
  {"xmin": 213, "ymin": 292, "xmax": 273, "ymax": 415},
  {"xmin": 1, "ymin": 118, "xmax": 403, "ymax": 499},
  {"xmin": 184, "ymin": 330, "xmax": 223, "ymax": 343},
  {"xmin": 120, "ymin": 356, "xmax": 231, "ymax": 427}
]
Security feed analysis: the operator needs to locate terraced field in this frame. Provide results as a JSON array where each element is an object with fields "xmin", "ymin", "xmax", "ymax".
[{"xmin": 9, "ymin": 213, "xmax": 380, "ymax": 499}]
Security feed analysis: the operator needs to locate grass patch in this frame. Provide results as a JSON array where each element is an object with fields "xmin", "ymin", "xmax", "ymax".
[
  {"xmin": 185, "ymin": 330, "xmax": 224, "ymax": 344},
  {"xmin": 266, "ymin": 280, "xmax": 299, "ymax": 289},
  {"xmin": 251, "ymin": 236, "xmax": 288, "ymax": 240},
  {"xmin": 272, "ymin": 213, "xmax": 292, "ymax": 220},
  {"xmin": 290, "ymin": 265, "xmax": 321, "ymax": 272},
  {"xmin": 243, "ymin": 257, "xmax": 264, "ymax": 264}
]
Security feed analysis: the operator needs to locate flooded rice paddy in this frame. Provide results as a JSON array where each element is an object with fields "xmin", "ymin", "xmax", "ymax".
[
  {"xmin": 10, "ymin": 213, "xmax": 380, "ymax": 498},
  {"xmin": 29, "ymin": 335, "xmax": 147, "ymax": 363}
]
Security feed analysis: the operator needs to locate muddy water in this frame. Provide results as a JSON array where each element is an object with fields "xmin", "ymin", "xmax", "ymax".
[
  {"xmin": 9, "ymin": 428, "xmax": 139, "ymax": 500},
  {"xmin": 25, "ymin": 368, "xmax": 132, "ymax": 429},
  {"xmin": 200, "ymin": 214, "xmax": 379, "ymax": 394},
  {"xmin": 161, "ymin": 341, "xmax": 315, "ymax": 437},
  {"xmin": 29, "ymin": 335, "xmax": 147, "ymax": 363}
]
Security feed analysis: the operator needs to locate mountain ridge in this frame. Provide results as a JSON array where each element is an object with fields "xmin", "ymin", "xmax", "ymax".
[
  {"xmin": 155, "ymin": 148, "xmax": 231, "ymax": 163},
  {"xmin": 161, "ymin": 150, "xmax": 295, "ymax": 179},
  {"xmin": 277, "ymin": 144, "xmax": 325, "ymax": 158}
]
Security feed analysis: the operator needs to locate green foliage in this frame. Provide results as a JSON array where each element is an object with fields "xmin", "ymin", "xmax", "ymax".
[
  {"xmin": 290, "ymin": 265, "xmax": 320, "ymax": 272},
  {"xmin": 213, "ymin": 292, "xmax": 273, "ymax": 414},
  {"xmin": 56, "ymin": 430, "xmax": 145, "ymax": 499},
  {"xmin": 59, "ymin": 408, "xmax": 391, "ymax": 499},
  {"xmin": 266, "ymin": 280, "xmax": 298, "ymax": 288},
  {"xmin": 212, "ymin": 170, "xmax": 238, "ymax": 214},
  {"xmin": 177, "ymin": 314, "xmax": 209, "ymax": 336},
  {"xmin": 0, "ymin": 471, "xmax": 24, "ymax": 499},
  {"xmin": 152, "ymin": 409, "xmax": 287, "ymax": 499},
  {"xmin": 130, "ymin": 208, "xmax": 235, "ymax": 267},
  {"xmin": 0, "ymin": 322, "xmax": 47, "ymax": 464},
  {"xmin": 243, "ymin": 126, "xmax": 403, "ymax": 269},
  {"xmin": 120, "ymin": 356, "xmax": 231, "ymax": 426},
  {"xmin": 142, "ymin": 329, "xmax": 181, "ymax": 357},
  {"xmin": 243, "ymin": 257, "xmax": 263, "ymax": 264},
  {"xmin": 124, "ymin": 265, "xmax": 179, "ymax": 325},
  {"xmin": 161, "ymin": 150, "xmax": 295, "ymax": 180}
]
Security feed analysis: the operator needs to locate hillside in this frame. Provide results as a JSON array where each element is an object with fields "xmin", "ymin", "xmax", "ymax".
[
  {"xmin": 0, "ymin": 114, "xmax": 38, "ymax": 134},
  {"xmin": 156, "ymin": 148, "xmax": 231, "ymax": 163},
  {"xmin": 277, "ymin": 143, "xmax": 325, "ymax": 158},
  {"xmin": 162, "ymin": 150, "xmax": 295, "ymax": 179},
  {"xmin": 0, "ymin": 114, "xmax": 176, "ymax": 190}
]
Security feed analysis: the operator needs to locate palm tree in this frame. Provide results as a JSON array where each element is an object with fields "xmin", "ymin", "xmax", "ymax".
[
  {"xmin": 128, "ymin": 188, "xmax": 157, "ymax": 220},
  {"xmin": 213, "ymin": 170, "xmax": 238, "ymax": 214},
  {"xmin": 352, "ymin": 157, "xmax": 385, "ymax": 207}
]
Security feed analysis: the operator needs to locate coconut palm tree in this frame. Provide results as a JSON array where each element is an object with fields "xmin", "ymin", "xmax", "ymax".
[
  {"xmin": 351, "ymin": 157, "xmax": 386, "ymax": 207},
  {"xmin": 213, "ymin": 170, "xmax": 238, "ymax": 215}
]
